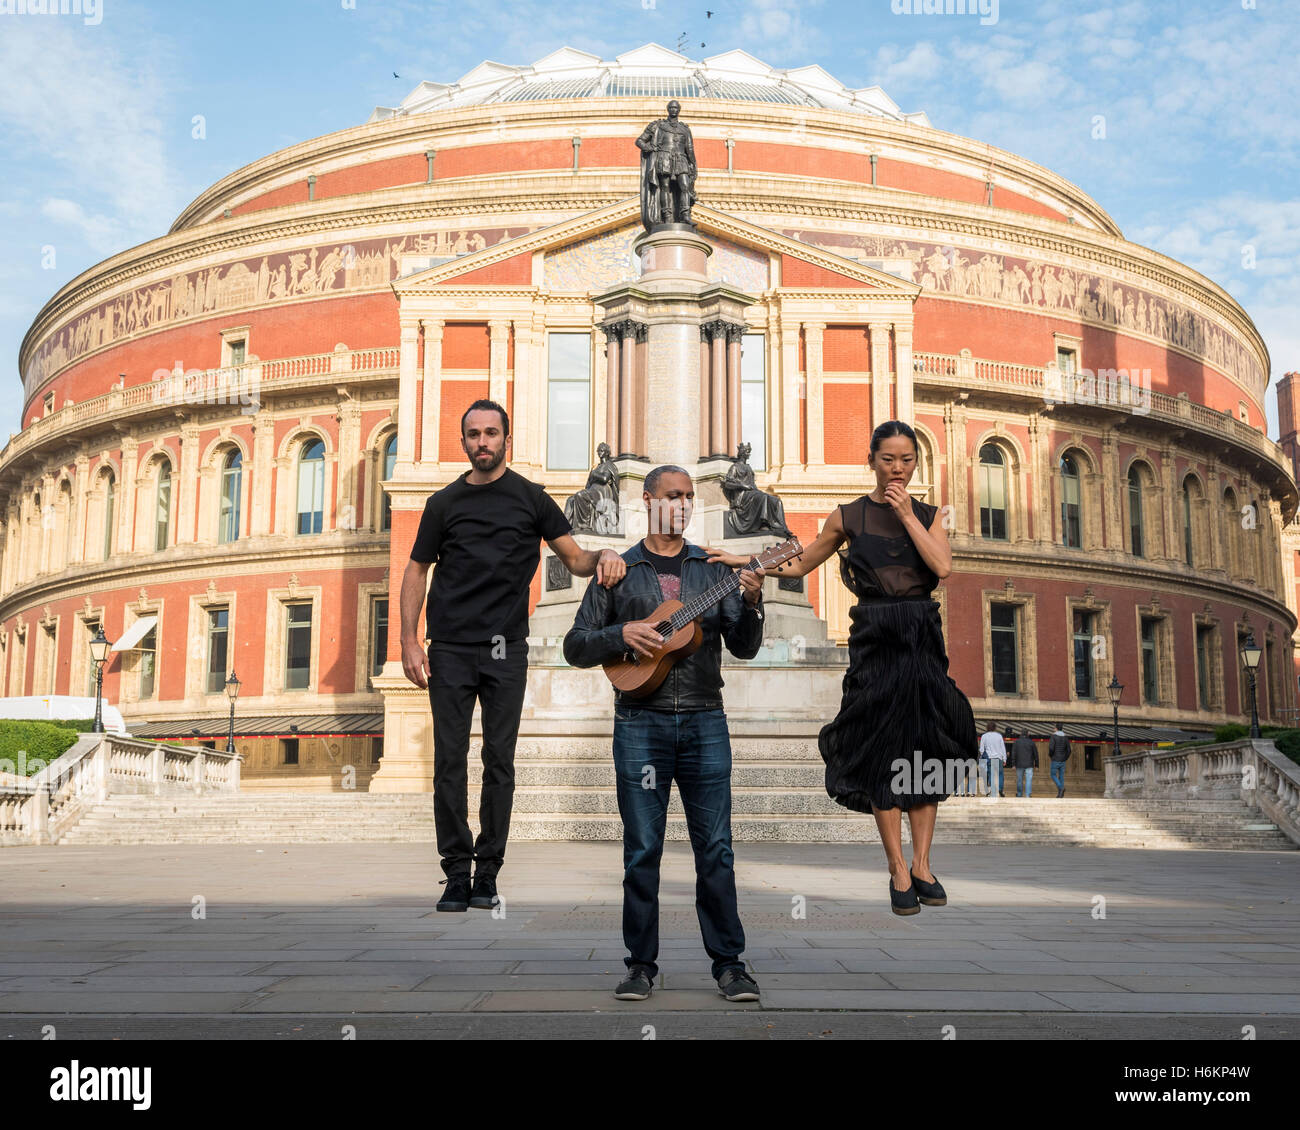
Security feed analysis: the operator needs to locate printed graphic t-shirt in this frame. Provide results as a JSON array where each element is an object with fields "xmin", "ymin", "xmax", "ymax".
[
  {"xmin": 410, "ymin": 467, "xmax": 572, "ymax": 643},
  {"xmin": 641, "ymin": 543, "xmax": 686, "ymax": 602}
]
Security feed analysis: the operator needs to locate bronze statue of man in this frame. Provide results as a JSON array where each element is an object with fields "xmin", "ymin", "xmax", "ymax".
[{"xmin": 636, "ymin": 100, "xmax": 697, "ymax": 230}]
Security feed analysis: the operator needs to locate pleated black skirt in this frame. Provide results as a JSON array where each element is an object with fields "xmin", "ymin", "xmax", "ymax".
[{"xmin": 818, "ymin": 596, "xmax": 979, "ymax": 814}]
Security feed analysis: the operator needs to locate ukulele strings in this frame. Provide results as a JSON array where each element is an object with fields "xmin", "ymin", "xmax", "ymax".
[{"xmin": 653, "ymin": 548, "xmax": 790, "ymax": 640}]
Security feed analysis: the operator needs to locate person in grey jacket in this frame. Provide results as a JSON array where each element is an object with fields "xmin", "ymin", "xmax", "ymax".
[
  {"xmin": 1047, "ymin": 723, "xmax": 1071, "ymax": 797},
  {"xmin": 1008, "ymin": 729, "xmax": 1039, "ymax": 797}
]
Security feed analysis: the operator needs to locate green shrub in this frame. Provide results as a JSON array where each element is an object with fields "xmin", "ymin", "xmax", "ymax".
[
  {"xmin": 1214, "ymin": 722, "xmax": 1250, "ymax": 742},
  {"xmin": 0, "ymin": 721, "xmax": 83, "ymax": 776}
]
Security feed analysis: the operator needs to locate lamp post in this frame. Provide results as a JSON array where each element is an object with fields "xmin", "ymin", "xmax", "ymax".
[
  {"xmin": 224, "ymin": 671, "xmax": 241, "ymax": 753},
  {"xmin": 89, "ymin": 627, "xmax": 111, "ymax": 733},
  {"xmin": 1239, "ymin": 633, "xmax": 1262, "ymax": 739},
  {"xmin": 1106, "ymin": 675, "xmax": 1123, "ymax": 760}
]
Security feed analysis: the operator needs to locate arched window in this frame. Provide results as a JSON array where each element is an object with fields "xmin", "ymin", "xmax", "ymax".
[
  {"xmin": 978, "ymin": 444, "xmax": 1007, "ymax": 540},
  {"xmin": 102, "ymin": 473, "xmax": 115, "ymax": 560},
  {"xmin": 296, "ymin": 438, "xmax": 325, "ymax": 535},
  {"xmin": 1182, "ymin": 478, "xmax": 1194, "ymax": 565},
  {"xmin": 1127, "ymin": 467, "xmax": 1144, "ymax": 557},
  {"xmin": 219, "ymin": 448, "xmax": 242, "ymax": 544},
  {"xmin": 1060, "ymin": 454, "xmax": 1081, "ymax": 547},
  {"xmin": 380, "ymin": 433, "xmax": 397, "ymax": 532},
  {"xmin": 154, "ymin": 460, "xmax": 173, "ymax": 551}
]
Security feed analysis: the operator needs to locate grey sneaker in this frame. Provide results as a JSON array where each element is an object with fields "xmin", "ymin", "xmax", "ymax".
[
  {"xmin": 614, "ymin": 965, "xmax": 654, "ymax": 1000},
  {"xmin": 716, "ymin": 967, "xmax": 760, "ymax": 1002}
]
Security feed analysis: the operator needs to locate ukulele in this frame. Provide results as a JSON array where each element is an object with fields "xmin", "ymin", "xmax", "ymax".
[{"xmin": 603, "ymin": 538, "xmax": 804, "ymax": 699}]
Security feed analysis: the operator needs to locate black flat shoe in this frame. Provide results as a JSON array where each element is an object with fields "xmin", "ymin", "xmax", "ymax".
[
  {"xmin": 889, "ymin": 876, "xmax": 921, "ymax": 915},
  {"xmin": 910, "ymin": 870, "xmax": 947, "ymax": 906}
]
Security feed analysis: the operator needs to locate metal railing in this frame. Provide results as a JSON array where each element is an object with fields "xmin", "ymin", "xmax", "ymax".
[{"xmin": 0, "ymin": 732, "xmax": 242, "ymax": 846}]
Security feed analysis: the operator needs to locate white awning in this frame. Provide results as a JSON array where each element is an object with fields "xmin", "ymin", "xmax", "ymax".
[{"xmin": 111, "ymin": 615, "xmax": 157, "ymax": 652}]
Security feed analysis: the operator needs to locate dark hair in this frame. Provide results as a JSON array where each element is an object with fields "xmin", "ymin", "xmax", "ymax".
[
  {"xmin": 644, "ymin": 464, "xmax": 690, "ymax": 496},
  {"xmin": 868, "ymin": 420, "xmax": 918, "ymax": 459},
  {"xmin": 461, "ymin": 398, "xmax": 510, "ymax": 438}
]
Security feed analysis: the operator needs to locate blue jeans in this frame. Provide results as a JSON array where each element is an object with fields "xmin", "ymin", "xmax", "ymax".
[
  {"xmin": 1015, "ymin": 767, "xmax": 1034, "ymax": 796},
  {"xmin": 983, "ymin": 757, "xmax": 1004, "ymax": 794},
  {"xmin": 1050, "ymin": 761, "xmax": 1067, "ymax": 792},
  {"xmin": 612, "ymin": 705, "xmax": 745, "ymax": 980}
]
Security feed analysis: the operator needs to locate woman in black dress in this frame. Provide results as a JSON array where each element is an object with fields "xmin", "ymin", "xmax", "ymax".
[{"xmin": 708, "ymin": 420, "xmax": 978, "ymax": 914}]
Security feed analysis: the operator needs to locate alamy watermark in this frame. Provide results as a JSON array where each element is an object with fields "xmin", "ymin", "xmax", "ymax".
[
  {"xmin": 890, "ymin": 0, "xmax": 998, "ymax": 27},
  {"xmin": 0, "ymin": 0, "xmax": 102, "ymax": 25},
  {"xmin": 1044, "ymin": 364, "xmax": 1151, "ymax": 414}
]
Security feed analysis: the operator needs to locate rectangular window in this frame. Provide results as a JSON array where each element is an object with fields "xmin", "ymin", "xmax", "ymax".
[
  {"xmin": 1084, "ymin": 745, "xmax": 1100, "ymax": 771},
  {"xmin": 43, "ymin": 391, "xmax": 55, "ymax": 416},
  {"xmin": 371, "ymin": 735, "xmax": 384, "ymax": 764},
  {"xmin": 228, "ymin": 339, "xmax": 246, "ymax": 366},
  {"xmin": 1056, "ymin": 346, "xmax": 1078, "ymax": 375},
  {"xmin": 370, "ymin": 597, "xmax": 389, "ymax": 679},
  {"xmin": 285, "ymin": 603, "xmax": 312, "ymax": 690},
  {"xmin": 546, "ymin": 332, "xmax": 591, "ymax": 471},
  {"xmin": 1072, "ymin": 609, "xmax": 1095, "ymax": 698},
  {"xmin": 740, "ymin": 333, "xmax": 767, "ymax": 471},
  {"xmin": 206, "ymin": 608, "xmax": 229, "ymax": 695},
  {"xmin": 282, "ymin": 737, "xmax": 299, "ymax": 765},
  {"xmin": 990, "ymin": 602, "xmax": 1018, "ymax": 694},
  {"xmin": 1140, "ymin": 618, "xmax": 1158, "ymax": 704},
  {"xmin": 139, "ymin": 626, "xmax": 157, "ymax": 700}
]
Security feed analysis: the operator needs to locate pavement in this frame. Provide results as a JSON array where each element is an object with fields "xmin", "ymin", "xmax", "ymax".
[{"xmin": 1, "ymin": 841, "xmax": 1298, "ymax": 1039}]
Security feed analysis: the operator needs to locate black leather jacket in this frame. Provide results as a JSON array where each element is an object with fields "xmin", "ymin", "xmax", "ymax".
[{"xmin": 562, "ymin": 539, "xmax": 765, "ymax": 711}]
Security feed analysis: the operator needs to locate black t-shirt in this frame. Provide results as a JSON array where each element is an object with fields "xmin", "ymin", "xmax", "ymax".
[
  {"xmin": 641, "ymin": 543, "xmax": 685, "ymax": 603},
  {"xmin": 410, "ymin": 467, "xmax": 572, "ymax": 643}
]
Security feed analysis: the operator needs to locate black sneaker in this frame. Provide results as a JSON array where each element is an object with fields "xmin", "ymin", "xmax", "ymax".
[
  {"xmin": 436, "ymin": 875, "xmax": 470, "ymax": 912},
  {"xmin": 468, "ymin": 873, "xmax": 498, "ymax": 910},
  {"xmin": 716, "ymin": 967, "xmax": 760, "ymax": 1002},
  {"xmin": 614, "ymin": 965, "xmax": 654, "ymax": 1000}
]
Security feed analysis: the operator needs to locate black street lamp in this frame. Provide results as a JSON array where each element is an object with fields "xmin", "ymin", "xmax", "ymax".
[
  {"xmin": 224, "ymin": 671, "xmax": 241, "ymax": 753},
  {"xmin": 89, "ymin": 627, "xmax": 111, "ymax": 733},
  {"xmin": 1106, "ymin": 675, "xmax": 1123, "ymax": 759},
  {"xmin": 1239, "ymin": 633, "xmax": 1262, "ymax": 739}
]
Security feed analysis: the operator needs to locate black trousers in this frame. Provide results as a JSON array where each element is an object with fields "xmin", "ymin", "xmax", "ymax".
[{"xmin": 427, "ymin": 639, "xmax": 529, "ymax": 879}]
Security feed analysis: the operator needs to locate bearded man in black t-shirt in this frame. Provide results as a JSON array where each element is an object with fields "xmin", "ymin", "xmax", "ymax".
[{"xmin": 401, "ymin": 399, "xmax": 625, "ymax": 912}]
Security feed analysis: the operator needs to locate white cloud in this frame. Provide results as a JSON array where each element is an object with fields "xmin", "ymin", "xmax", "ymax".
[{"xmin": 40, "ymin": 198, "xmax": 123, "ymax": 257}]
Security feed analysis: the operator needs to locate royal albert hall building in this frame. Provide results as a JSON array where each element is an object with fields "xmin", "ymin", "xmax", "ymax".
[{"xmin": 3, "ymin": 43, "xmax": 1296, "ymax": 794}]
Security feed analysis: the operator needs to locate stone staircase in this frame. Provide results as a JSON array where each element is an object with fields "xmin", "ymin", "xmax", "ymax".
[{"xmin": 57, "ymin": 757, "xmax": 1295, "ymax": 849}]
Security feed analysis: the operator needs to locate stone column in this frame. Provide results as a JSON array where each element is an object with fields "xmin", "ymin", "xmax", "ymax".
[
  {"xmin": 117, "ymin": 438, "xmax": 140, "ymax": 555},
  {"xmin": 605, "ymin": 325, "xmax": 622, "ymax": 457},
  {"xmin": 804, "ymin": 322, "xmax": 825, "ymax": 465},
  {"xmin": 396, "ymin": 319, "xmax": 420, "ymax": 469},
  {"xmin": 1027, "ymin": 413, "xmax": 1046, "ymax": 544},
  {"xmin": 69, "ymin": 455, "xmax": 89, "ymax": 566},
  {"xmin": 488, "ymin": 319, "xmax": 510, "ymax": 406},
  {"xmin": 894, "ymin": 323, "xmax": 914, "ymax": 422},
  {"xmin": 37, "ymin": 472, "xmax": 55, "ymax": 576},
  {"xmin": 698, "ymin": 326, "xmax": 711, "ymax": 460},
  {"xmin": 1100, "ymin": 430, "xmax": 1120, "ymax": 550},
  {"xmin": 944, "ymin": 403, "xmax": 968, "ymax": 535},
  {"xmin": 250, "ymin": 411, "xmax": 275, "ymax": 537},
  {"xmin": 779, "ymin": 320, "xmax": 802, "ymax": 471},
  {"xmin": 1159, "ymin": 445, "xmax": 1178, "ymax": 560},
  {"xmin": 868, "ymin": 322, "xmax": 892, "ymax": 429},
  {"xmin": 619, "ymin": 320, "xmax": 636, "ymax": 459},
  {"xmin": 511, "ymin": 320, "xmax": 539, "ymax": 472},
  {"xmin": 726, "ymin": 323, "xmax": 743, "ymax": 457},
  {"xmin": 709, "ymin": 320, "xmax": 728, "ymax": 457},
  {"xmin": 632, "ymin": 322, "xmax": 648, "ymax": 458},
  {"xmin": 176, "ymin": 422, "xmax": 200, "ymax": 545},
  {"xmin": 337, "ymin": 396, "xmax": 362, "ymax": 531},
  {"xmin": 420, "ymin": 318, "xmax": 443, "ymax": 466}
]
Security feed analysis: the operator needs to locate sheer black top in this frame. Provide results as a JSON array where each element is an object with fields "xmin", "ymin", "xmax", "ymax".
[{"xmin": 835, "ymin": 493, "xmax": 941, "ymax": 600}]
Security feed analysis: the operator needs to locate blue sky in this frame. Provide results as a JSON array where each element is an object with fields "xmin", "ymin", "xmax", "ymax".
[{"xmin": 1, "ymin": 0, "xmax": 1296, "ymax": 438}]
